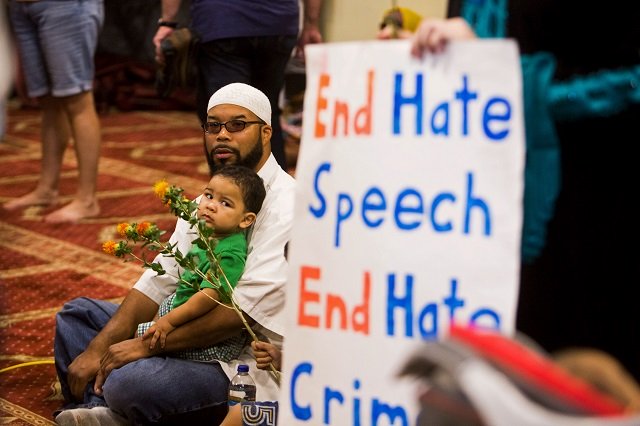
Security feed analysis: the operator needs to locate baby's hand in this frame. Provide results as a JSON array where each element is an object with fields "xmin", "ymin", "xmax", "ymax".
[
  {"xmin": 141, "ymin": 325, "xmax": 161, "ymax": 349},
  {"xmin": 150, "ymin": 329, "xmax": 166, "ymax": 349},
  {"xmin": 142, "ymin": 319, "xmax": 176, "ymax": 349},
  {"xmin": 251, "ymin": 340, "xmax": 282, "ymax": 371},
  {"xmin": 144, "ymin": 327, "xmax": 168, "ymax": 349}
]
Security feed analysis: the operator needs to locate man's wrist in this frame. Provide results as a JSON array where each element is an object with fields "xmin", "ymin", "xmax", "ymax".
[{"xmin": 157, "ymin": 19, "xmax": 178, "ymax": 28}]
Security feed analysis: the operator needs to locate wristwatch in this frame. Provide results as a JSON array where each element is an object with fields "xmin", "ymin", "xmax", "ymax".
[{"xmin": 157, "ymin": 19, "xmax": 178, "ymax": 28}]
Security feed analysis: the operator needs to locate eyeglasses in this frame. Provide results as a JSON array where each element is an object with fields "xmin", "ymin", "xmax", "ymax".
[{"xmin": 202, "ymin": 119, "xmax": 264, "ymax": 134}]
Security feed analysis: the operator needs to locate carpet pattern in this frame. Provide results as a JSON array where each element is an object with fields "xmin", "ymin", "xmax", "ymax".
[{"xmin": 0, "ymin": 104, "xmax": 211, "ymax": 425}]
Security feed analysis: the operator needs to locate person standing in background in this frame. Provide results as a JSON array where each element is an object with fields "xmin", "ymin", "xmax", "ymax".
[
  {"xmin": 5, "ymin": 0, "xmax": 103, "ymax": 223},
  {"xmin": 153, "ymin": 0, "xmax": 323, "ymax": 172},
  {"xmin": 0, "ymin": 4, "xmax": 13, "ymax": 142},
  {"xmin": 412, "ymin": 0, "xmax": 640, "ymax": 382},
  {"xmin": 376, "ymin": 6, "xmax": 422, "ymax": 40}
]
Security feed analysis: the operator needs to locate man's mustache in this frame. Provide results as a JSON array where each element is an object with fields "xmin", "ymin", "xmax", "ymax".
[{"xmin": 209, "ymin": 144, "xmax": 240, "ymax": 160}]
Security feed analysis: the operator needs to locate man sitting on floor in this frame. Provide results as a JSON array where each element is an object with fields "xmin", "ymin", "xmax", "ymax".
[{"xmin": 53, "ymin": 83, "xmax": 294, "ymax": 425}]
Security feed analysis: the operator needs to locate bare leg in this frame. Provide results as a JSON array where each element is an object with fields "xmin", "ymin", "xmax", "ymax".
[
  {"xmin": 3, "ymin": 95, "xmax": 68, "ymax": 210},
  {"xmin": 44, "ymin": 91, "xmax": 101, "ymax": 223},
  {"xmin": 219, "ymin": 404, "xmax": 240, "ymax": 426}
]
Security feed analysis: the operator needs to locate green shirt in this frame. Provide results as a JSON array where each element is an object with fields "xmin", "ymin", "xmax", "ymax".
[{"xmin": 172, "ymin": 231, "xmax": 247, "ymax": 308}]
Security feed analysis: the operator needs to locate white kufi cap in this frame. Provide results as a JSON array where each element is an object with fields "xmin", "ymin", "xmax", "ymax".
[{"xmin": 207, "ymin": 83, "xmax": 271, "ymax": 125}]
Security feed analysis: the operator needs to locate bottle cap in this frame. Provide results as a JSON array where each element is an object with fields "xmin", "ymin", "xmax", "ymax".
[{"xmin": 238, "ymin": 364, "xmax": 249, "ymax": 373}]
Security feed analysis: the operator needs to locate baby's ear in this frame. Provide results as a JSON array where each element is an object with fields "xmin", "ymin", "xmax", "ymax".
[{"xmin": 239, "ymin": 212, "xmax": 257, "ymax": 229}]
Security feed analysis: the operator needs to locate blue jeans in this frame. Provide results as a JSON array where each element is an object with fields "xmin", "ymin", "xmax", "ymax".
[
  {"xmin": 196, "ymin": 35, "xmax": 297, "ymax": 170},
  {"xmin": 9, "ymin": 0, "xmax": 104, "ymax": 98},
  {"xmin": 54, "ymin": 297, "xmax": 229, "ymax": 425}
]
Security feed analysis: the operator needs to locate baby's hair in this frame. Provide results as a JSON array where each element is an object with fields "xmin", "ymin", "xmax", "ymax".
[{"xmin": 211, "ymin": 165, "xmax": 266, "ymax": 215}]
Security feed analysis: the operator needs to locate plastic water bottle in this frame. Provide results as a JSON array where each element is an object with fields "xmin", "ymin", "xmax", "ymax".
[{"xmin": 228, "ymin": 364, "xmax": 256, "ymax": 406}]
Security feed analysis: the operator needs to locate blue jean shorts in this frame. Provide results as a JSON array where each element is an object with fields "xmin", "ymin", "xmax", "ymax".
[{"xmin": 9, "ymin": 0, "xmax": 104, "ymax": 98}]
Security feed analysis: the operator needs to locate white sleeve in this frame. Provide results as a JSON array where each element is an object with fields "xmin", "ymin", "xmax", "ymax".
[
  {"xmin": 232, "ymin": 178, "xmax": 294, "ymax": 337},
  {"xmin": 132, "ymin": 215, "xmax": 198, "ymax": 305}
]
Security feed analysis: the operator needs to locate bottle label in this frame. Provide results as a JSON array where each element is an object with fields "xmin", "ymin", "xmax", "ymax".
[
  {"xmin": 228, "ymin": 389, "xmax": 245, "ymax": 406},
  {"xmin": 228, "ymin": 383, "xmax": 256, "ymax": 406}
]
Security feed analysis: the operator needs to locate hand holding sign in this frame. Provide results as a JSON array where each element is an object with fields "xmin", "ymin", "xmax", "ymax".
[{"xmin": 282, "ymin": 39, "xmax": 525, "ymax": 425}]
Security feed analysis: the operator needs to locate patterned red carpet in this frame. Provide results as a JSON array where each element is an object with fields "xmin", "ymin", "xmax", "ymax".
[{"xmin": 0, "ymin": 102, "xmax": 211, "ymax": 425}]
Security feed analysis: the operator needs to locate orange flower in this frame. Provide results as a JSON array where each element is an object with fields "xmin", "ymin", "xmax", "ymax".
[
  {"xmin": 154, "ymin": 180, "xmax": 169, "ymax": 199},
  {"xmin": 102, "ymin": 240, "xmax": 118, "ymax": 255},
  {"xmin": 137, "ymin": 221, "xmax": 151, "ymax": 236},
  {"xmin": 116, "ymin": 223, "xmax": 130, "ymax": 236}
]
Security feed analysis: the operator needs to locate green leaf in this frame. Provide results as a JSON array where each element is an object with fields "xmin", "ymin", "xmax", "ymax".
[{"xmin": 150, "ymin": 263, "xmax": 166, "ymax": 274}]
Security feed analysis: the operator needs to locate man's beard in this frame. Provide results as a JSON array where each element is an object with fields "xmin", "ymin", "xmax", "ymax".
[{"xmin": 206, "ymin": 134, "xmax": 264, "ymax": 175}]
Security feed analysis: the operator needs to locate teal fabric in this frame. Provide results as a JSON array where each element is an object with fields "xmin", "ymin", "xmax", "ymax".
[
  {"xmin": 520, "ymin": 53, "xmax": 560, "ymax": 263},
  {"xmin": 548, "ymin": 65, "xmax": 640, "ymax": 121},
  {"xmin": 459, "ymin": 1, "xmax": 640, "ymax": 262},
  {"xmin": 460, "ymin": 0, "xmax": 507, "ymax": 38},
  {"xmin": 520, "ymin": 57, "xmax": 640, "ymax": 262}
]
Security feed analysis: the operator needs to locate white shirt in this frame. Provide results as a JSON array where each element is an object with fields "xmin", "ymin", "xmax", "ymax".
[{"xmin": 133, "ymin": 153, "xmax": 295, "ymax": 400}]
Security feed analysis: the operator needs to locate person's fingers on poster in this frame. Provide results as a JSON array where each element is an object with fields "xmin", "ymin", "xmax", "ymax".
[
  {"xmin": 410, "ymin": 17, "xmax": 476, "ymax": 58},
  {"xmin": 295, "ymin": 25, "xmax": 323, "ymax": 62}
]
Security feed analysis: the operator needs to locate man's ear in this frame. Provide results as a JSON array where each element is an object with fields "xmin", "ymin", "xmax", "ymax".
[
  {"xmin": 239, "ymin": 212, "xmax": 257, "ymax": 229},
  {"xmin": 260, "ymin": 124, "xmax": 272, "ymax": 146}
]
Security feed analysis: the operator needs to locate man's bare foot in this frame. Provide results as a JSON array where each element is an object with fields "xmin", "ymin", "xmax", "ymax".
[
  {"xmin": 3, "ymin": 190, "xmax": 58, "ymax": 211},
  {"xmin": 43, "ymin": 199, "xmax": 100, "ymax": 223}
]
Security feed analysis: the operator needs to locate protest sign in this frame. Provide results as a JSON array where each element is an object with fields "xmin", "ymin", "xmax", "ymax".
[{"xmin": 281, "ymin": 39, "xmax": 525, "ymax": 425}]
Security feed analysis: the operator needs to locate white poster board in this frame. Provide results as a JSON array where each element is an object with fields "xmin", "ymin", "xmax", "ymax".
[{"xmin": 281, "ymin": 39, "xmax": 525, "ymax": 425}]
